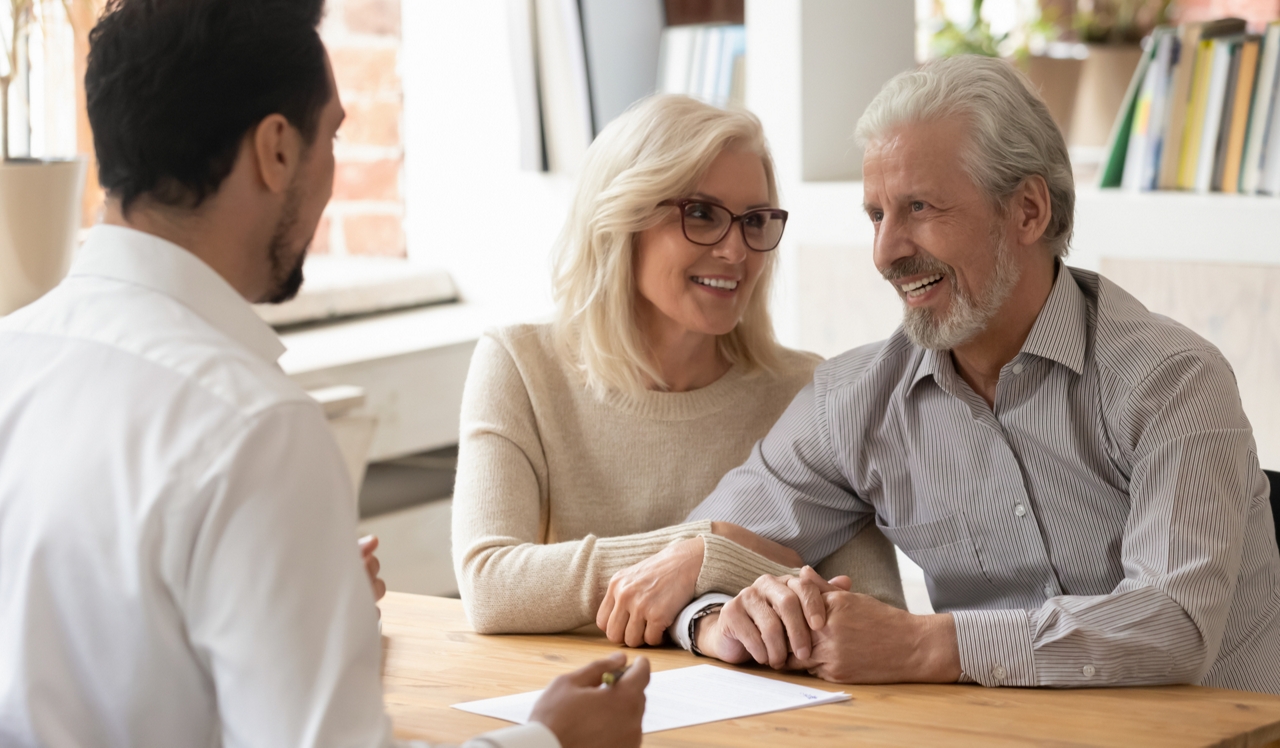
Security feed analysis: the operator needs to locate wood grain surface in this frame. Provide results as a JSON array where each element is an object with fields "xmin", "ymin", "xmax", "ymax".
[{"xmin": 380, "ymin": 593, "xmax": 1280, "ymax": 747}]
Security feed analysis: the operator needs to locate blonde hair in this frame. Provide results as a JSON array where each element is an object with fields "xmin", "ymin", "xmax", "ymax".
[{"xmin": 552, "ymin": 94, "xmax": 786, "ymax": 397}]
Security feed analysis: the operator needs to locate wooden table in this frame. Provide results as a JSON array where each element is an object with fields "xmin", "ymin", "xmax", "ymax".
[{"xmin": 380, "ymin": 593, "xmax": 1280, "ymax": 747}]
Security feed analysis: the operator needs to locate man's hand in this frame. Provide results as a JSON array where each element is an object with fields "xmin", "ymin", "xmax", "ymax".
[
  {"xmin": 785, "ymin": 586, "xmax": 961, "ymax": 684},
  {"xmin": 706, "ymin": 567, "xmax": 851, "ymax": 668},
  {"xmin": 358, "ymin": 535, "xmax": 386, "ymax": 604},
  {"xmin": 529, "ymin": 652, "xmax": 649, "ymax": 748},
  {"xmin": 598, "ymin": 537, "xmax": 704, "ymax": 647}
]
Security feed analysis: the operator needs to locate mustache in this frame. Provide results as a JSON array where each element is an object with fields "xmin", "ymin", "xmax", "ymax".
[{"xmin": 881, "ymin": 253, "xmax": 954, "ymax": 282}]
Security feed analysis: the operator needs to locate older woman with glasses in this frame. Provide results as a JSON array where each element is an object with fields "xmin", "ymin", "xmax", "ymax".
[{"xmin": 451, "ymin": 95, "xmax": 903, "ymax": 644}]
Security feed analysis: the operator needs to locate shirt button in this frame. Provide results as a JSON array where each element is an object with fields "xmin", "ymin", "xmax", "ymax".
[
  {"xmin": 1082, "ymin": 664, "xmax": 1096, "ymax": 678},
  {"xmin": 1014, "ymin": 504, "xmax": 1027, "ymax": 517},
  {"xmin": 1044, "ymin": 583, "xmax": 1054, "ymax": 598},
  {"xmin": 992, "ymin": 664, "xmax": 1008, "ymax": 681},
  {"xmin": 1012, "ymin": 363, "xmax": 1025, "ymax": 375}
]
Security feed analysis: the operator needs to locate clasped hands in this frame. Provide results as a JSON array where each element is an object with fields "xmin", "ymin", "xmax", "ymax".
[{"xmin": 596, "ymin": 530, "xmax": 961, "ymax": 684}]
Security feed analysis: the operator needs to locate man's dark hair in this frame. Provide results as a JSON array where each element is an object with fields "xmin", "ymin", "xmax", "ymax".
[{"xmin": 86, "ymin": 0, "xmax": 331, "ymax": 213}]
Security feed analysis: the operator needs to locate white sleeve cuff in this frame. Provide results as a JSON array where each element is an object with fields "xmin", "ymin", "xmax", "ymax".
[
  {"xmin": 668, "ymin": 593, "xmax": 735, "ymax": 652},
  {"xmin": 462, "ymin": 722, "xmax": 561, "ymax": 748}
]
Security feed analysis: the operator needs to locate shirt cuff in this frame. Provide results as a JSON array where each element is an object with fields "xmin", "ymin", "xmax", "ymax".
[
  {"xmin": 463, "ymin": 722, "xmax": 561, "ymax": 748},
  {"xmin": 952, "ymin": 608, "xmax": 1037, "ymax": 687},
  {"xmin": 669, "ymin": 593, "xmax": 735, "ymax": 652}
]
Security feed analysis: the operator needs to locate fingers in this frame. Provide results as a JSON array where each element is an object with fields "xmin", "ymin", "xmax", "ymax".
[
  {"xmin": 829, "ymin": 575, "xmax": 853, "ymax": 591},
  {"xmin": 623, "ymin": 605, "xmax": 649, "ymax": 648},
  {"xmin": 564, "ymin": 651, "xmax": 627, "ymax": 688},
  {"xmin": 606, "ymin": 597, "xmax": 632, "ymax": 646},
  {"xmin": 731, "ymin": 588, "xmax": 790, "ymax": 669},
  {"xmin": 358, "ymin": 534, "xmax": 379, "ymax": 556},
  {"xmin": 758, "ymin": 578, "xmax": 813, "ymax": 661},
  {"xmin": 365, "ymin": 553, "xmax": 381, "ymax": 578},
  {"xmin": 784, "ymin": 571, "xmax": 827, "ymax": 635},
  {"xmin": 617, "ymin": 655, "xmax": 651, "ymax": 692},
  {"xmin": 644, "ymin": 615, "xmax": 666, "ymax": 647},
  {"xmin": 719, "ymin": 598, "xmax": 769, "ymax": 666},
  {"xmin": 596, "ymin": 584, "xmax": 617, "ymax": 634}
]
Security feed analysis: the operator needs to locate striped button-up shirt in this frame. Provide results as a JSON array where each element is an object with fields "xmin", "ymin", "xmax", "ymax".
[{"xmin": 689, "ymin": 264, "xmax": 1280, "ymax": 693}]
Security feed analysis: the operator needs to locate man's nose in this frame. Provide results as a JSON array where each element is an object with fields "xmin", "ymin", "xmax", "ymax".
[{"xmin": 873, "ymin": 213, "xmax": 913, "ymax": 274}]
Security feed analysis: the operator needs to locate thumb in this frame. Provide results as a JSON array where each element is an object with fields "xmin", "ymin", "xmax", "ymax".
[
  {"xmin": 799, "ymin": 565, "xmax": 842, "ymax": 592},
  {"xmin": 828, "ymin": 575, "xmax": 853, "ymax": 591},
  {"xmin": 617, "ymin": 655, "xmax": 651, "ymax": 693},
  {"xmin": 564, "ymin": 651, "xmax": 627, "ymax": 687}
]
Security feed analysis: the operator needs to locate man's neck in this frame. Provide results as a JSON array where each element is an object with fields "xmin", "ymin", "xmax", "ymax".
[
  {"xmin": 951, "ymin": 258, "xmax": 1058, "ymax": 408},
  {"xmin": 103, "ymin": 198, "xmax": 265, "ymax": 302}
]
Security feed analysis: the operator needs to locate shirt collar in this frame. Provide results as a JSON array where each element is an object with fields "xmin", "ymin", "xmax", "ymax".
[
  {"xmin": 1019, "ymin": 260, "xmax": 1088, "ymax": 376},
  {"xmin": 69, "ymin": 225, "xmax": 286, "ymax": 365},
  {"xmin": 908, "ymin": 260, "xmax": 1089, "ymax": 396}
]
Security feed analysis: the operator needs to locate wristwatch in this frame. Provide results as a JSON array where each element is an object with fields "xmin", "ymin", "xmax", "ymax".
[{"xmin": 688, "ymin": 603, "xmax": 725, "ymax": 657}]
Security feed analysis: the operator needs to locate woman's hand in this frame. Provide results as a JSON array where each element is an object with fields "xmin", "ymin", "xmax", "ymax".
[
  {"xmin": 359, "ymin": 535, "xmax": 387, "ymax": 608},
  {"xmin": 597, "ymin": 537, "xmax": 705, "ymax": 647}
]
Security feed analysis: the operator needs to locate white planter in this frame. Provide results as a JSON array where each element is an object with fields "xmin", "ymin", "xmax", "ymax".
[{"xmin": 0, "ymin": 158, "xmax": 87, "ymax": 315}]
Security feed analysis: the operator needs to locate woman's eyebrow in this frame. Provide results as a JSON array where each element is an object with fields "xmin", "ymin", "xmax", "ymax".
[{"xmin": 691, "ymin": 192, "xmax": 772, "ymax": 210}]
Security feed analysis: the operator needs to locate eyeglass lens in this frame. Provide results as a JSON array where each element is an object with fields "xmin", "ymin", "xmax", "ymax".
[{"xmin": 681, "ymin": 202, "xmax": 786, "ymax": 251}]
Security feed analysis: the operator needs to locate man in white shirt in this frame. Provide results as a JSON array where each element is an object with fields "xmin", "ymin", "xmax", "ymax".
[{"xmin": 0, "ymin": 1, "xmax": 647, "ymax": 746}]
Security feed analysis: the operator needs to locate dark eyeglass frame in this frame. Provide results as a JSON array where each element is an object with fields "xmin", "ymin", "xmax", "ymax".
[{"xmin": 658, "ymin": 199, "xmax": 789, "ymax": 252}]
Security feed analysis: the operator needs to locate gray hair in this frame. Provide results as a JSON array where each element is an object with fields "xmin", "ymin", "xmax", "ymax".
[{"xmin": 855, "ymin": 55, "xmax": 1074, "ymax": 258}]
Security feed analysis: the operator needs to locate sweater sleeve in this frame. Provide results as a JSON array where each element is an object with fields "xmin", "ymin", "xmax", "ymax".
[
  {"xmin": 451, "ymin": 332, "xmax": 713, "ymax": 634},
  {"xmin": 693, "ymin": 526, "xmax": 905, "ymax": 608}
]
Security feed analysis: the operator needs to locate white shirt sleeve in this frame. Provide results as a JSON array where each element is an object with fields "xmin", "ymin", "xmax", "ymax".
[
  {"xmin": 180, "ymin": 402, "xmax": 393, "ymax": 747},
  {"xmin": 669, "ymin": 593, "xmax": 736, "ymax": 653}
]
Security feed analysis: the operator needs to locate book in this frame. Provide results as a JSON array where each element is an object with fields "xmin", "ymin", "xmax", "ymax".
[
  {"xmin": 1210, "ymin": 37, "xmax": 1244, "ymax": 192},
  {"xmin": 1219, "ymin": 35, "xmax": 1260, "ymax": 193},
  {"xmin": 1124, "ymin": 27, "xmax": 1177, "ymax": 191},
  {"xmin": 1159, "ymin": 18, "xmax": 1247, "ymax": 189},
  {"xmin": 1177, "ymin": 40, "xmax": 1217, "ymax": 188},
  {"xmin": 1100, "ymin": 35, "xmax": 1160, "ymax": 188},
  {"xmin": 1262, "ymin": 66, "xmax": 1280, "ymax": 194},
  {"xmin": 1194, "ymin": 37, "xmax": 1235, "ymax": 193},
  {"xmin": 1242, "ymin": 21, "xmax": 1280, "ymax": 193}
]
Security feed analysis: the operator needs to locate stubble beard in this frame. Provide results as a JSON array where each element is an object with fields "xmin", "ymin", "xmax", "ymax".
[
  {"xmin": 264, "ymin": 181, "xmax": 309, "ymax": 305},
  {"xmin": 887, "ymin": 226, "xmax": 1020, "ymax": 351}
]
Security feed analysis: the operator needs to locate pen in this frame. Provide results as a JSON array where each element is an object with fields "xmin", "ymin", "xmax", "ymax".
[{"xmin": 601, "ymin": 664, "xmax": 630, "ymax": 687}]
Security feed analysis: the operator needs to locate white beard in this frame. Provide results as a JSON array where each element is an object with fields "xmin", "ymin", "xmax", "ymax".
[{"xmin": 898, "ymin": 232, "xmax": 1020, "ymax": 352}]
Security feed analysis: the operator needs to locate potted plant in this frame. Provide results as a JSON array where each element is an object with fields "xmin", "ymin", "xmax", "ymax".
[{"xmin": 1, "ymin": 0, "xmax": 87, "ymax": 315}]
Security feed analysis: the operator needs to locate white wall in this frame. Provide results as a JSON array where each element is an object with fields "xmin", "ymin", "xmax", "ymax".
[{"xmin": 402, "ymin": 0, "xmax": 572, "ymax": 318}]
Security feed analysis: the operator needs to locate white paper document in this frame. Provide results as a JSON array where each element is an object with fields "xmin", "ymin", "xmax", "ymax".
[{"xmin": 452, "ymin": 664, "xmax": 850, "ymax": 734}]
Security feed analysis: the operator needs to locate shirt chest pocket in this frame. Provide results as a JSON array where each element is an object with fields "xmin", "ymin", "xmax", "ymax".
[{"xmin": 877, "ymin": 513, "xmax": 996, "ymax": 612}]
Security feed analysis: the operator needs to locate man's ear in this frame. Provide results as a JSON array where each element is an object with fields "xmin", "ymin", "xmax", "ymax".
[
  {"xmin": 1010, "ymin": 175, "xmax": 1052, "ymax": 250},
  {"xmin": 251, "ymin": 114, "xmax": 301, "ymax": 195}
]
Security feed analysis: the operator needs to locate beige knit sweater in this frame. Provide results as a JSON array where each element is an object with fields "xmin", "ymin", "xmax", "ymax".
[{"xmin": 451, "ymin": 324, "xmax": 904, "ymax": 634}]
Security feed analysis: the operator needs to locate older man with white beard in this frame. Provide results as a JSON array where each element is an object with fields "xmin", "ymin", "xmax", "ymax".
[{"xmin": 609, "ymin": 54, "xmax": 1280, "ymax": 694}]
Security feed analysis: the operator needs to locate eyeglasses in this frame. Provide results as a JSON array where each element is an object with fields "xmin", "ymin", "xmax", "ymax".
[{"xmin": 658, "ymin": 199, "xmax": 789, "ymax": 252}]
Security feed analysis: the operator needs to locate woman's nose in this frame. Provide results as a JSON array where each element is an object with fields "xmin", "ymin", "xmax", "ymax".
[{"xmin": 711, "ymin": 224, "xmax": 749, "ymax": 263}]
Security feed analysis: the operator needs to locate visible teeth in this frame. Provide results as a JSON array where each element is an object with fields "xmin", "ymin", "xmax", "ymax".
[
  {"xmin": 693, "ymin": 277, "xmax": 739, "ymax": 290},
  {"xmin": 900, "ymin": 273, "xmax": 944, "ymax": 296}
]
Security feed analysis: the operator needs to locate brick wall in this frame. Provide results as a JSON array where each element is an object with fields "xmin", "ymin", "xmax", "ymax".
[
  {"xmin": 316, "ymin": 0, "xmax": 406, "ymax": 257},
  {"xmin": 1173, "ymin": 0, "xmax": 1280, "ymax": 29}
]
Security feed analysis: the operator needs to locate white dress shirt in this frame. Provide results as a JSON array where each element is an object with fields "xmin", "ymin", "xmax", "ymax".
[{"xmin": 0, "ymin": 225, "xmax": 558, "ymax": 748}]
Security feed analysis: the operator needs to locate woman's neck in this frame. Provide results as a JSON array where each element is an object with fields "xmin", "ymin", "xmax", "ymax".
[{"xmin": 638, "ymin": 314, "xmax": 731, "ymax": 393}]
